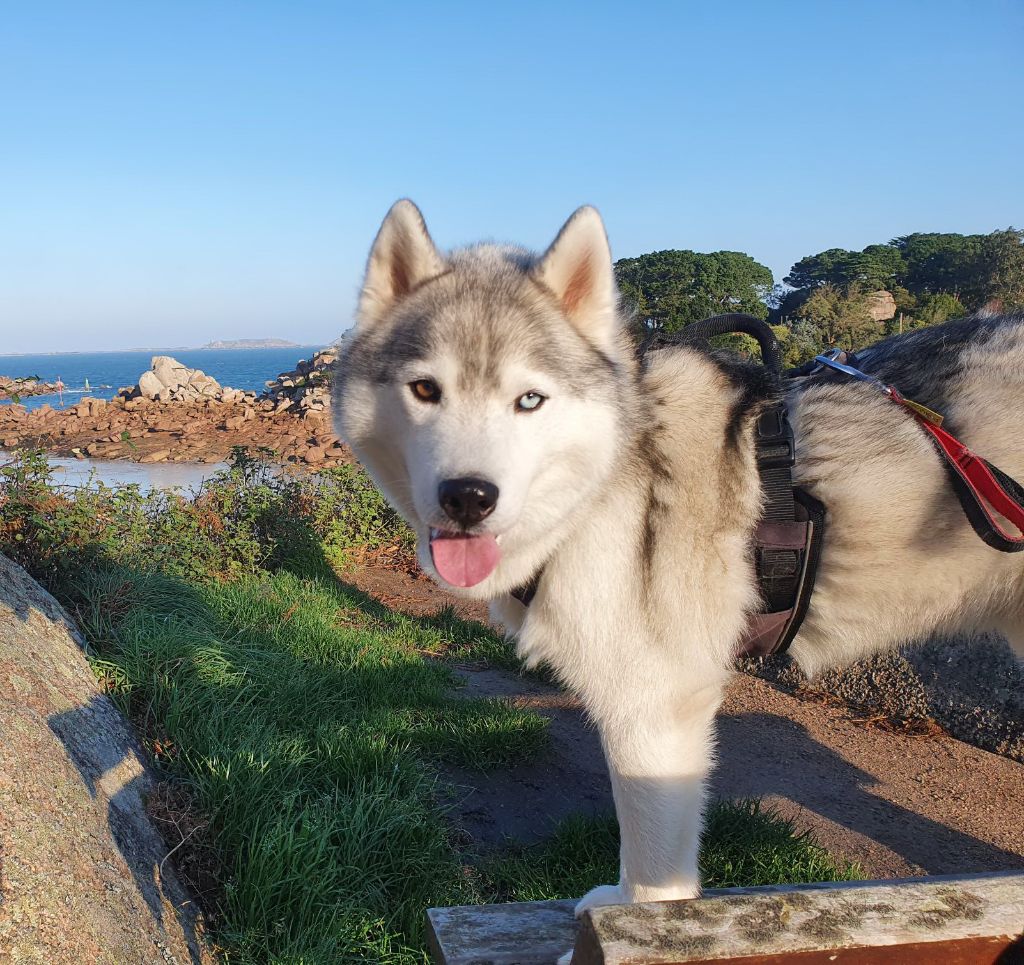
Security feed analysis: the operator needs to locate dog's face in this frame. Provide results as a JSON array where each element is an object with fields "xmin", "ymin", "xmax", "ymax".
[{"xmin": 334, "ymin": 200, "xmax": 632, "ymax": 598}]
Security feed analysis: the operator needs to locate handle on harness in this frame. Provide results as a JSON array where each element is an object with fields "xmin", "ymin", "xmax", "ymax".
[
  {"xmin": 681, "ymin": 313, "xmax": 793, "ymax": 518},
  {"xmin": 679, "ymin": 313, "xmax": 784, "ymax": 380}
]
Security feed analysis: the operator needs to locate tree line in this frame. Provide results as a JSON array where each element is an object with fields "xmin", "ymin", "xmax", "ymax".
[{"xmin": 615, "ymin": 227, "xmax": 1024, "ymax": 366}]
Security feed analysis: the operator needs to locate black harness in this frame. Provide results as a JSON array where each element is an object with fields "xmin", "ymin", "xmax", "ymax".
[{"xmin": 674, "ymin": 314, "xmax": 825, "ymax": 658}]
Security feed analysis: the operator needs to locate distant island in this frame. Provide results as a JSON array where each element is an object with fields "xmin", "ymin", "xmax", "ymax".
[{"xmin": 201, "ymin": 338, "xmax": 301, "ymax": 350}]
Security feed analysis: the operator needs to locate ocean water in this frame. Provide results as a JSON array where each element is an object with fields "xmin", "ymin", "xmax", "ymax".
[
  {"xmin": 33, "ymin": 456, "xmax": 230, "ymax": 493},
  {"xmin": 0, "ymin": 346, "xmax": 329, "ymax": 411}
]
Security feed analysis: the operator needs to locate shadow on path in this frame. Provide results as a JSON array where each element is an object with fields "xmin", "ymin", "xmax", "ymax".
[{"xmin": 714, "ymin": 708, "xmax": 1024, "ymax": 875}]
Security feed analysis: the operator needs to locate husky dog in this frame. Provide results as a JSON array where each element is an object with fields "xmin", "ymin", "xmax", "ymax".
[{"xmin": 333, "ymin": 200, "xmax": 1024, "ymax": 931}]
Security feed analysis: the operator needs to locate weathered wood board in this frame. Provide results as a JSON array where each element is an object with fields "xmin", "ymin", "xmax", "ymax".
[
  {"xmin": 427, "ymin": 872, "xmax": 1024, "ymax": 964},
  {"xmin": 427, "ymin": 898, "xmax": 578, "ymax": 964}
]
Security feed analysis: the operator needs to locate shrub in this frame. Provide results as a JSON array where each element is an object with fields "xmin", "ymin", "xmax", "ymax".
[{"xmin": 0, "ymin": 448, "xmax": 413, "ymax": 586}]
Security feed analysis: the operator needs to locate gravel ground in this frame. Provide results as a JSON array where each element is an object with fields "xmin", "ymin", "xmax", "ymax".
[{"xmin": 743, "ymin": 635, "xmax": 1024, "ymax": 763}]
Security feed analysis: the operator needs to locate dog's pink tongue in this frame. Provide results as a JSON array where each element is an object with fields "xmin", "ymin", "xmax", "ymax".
[{"xmin": 430, "ymin": 532, "xmax": 501, "ymax": 587}]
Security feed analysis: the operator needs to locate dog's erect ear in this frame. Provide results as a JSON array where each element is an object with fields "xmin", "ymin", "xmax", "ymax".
[
  {"xmin": 533, "ymin": 206, "xmax": 618, "ymax": 348},
  {"xmin": 357, "ymin": 199, "xmax": 445, "ymax": 328}
]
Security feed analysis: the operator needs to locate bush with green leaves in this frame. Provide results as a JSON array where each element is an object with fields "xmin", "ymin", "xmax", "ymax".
[{"xmin": 0, "ymin": 447, "xmax": 413, "ymax": 585}]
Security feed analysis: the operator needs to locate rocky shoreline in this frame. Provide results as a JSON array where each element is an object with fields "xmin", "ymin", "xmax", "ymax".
[
  {"xmin": 0, "ymin": 376, "xmax": 62, "ymax": 400},
  {"xmin": 0, "ymin": 350, "xmax": 350, "ymax": 467}
]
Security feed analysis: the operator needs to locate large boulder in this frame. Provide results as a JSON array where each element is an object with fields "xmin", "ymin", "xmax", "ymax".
[
  {"xmin": 131, "ymin": 357, "xmax": 226, "ymax": 403},
  {"xmin": 260, "ymin": 347, "xmax": 338, "ymax": 416},
  {"xmin": 865, "ymin": 289, "xmax": 897, "ymax": 322},
  {"xmin": 137, "ymin": 369, "xmax": 164, "ymax": 400},
  {"xmin": 151, "ymin": 356, "xmax": 192, "ymax": 392},
  {"xmin": 0, "ymin": 555, "xmax": 212, "ymax": 963}
]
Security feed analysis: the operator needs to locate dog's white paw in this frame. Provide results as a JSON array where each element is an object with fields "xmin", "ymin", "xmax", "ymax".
[
  {"xmin": 574, "ymin": 883, "xmax": 627, "ymax": 918},
  {"xmin": 556, "ymin": 952, "xmax": 574, "ymax": 965}
]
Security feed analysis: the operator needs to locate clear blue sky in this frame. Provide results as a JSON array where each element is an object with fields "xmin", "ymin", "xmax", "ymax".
[{"xmin": 2, "ymin": 0, "xmax": 1022, "ymax": 353}]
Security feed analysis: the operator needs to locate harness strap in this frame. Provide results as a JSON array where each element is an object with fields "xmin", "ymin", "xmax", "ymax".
[
  {"xmin": 504, "ymin": 328, "xmax": 1024, "ymax": 666},
  {"xmin": 738, "ymin": 488, "xmax": 826, "ymax": 659},
  {"xmin": 510, "ymin": 573, "xmax": 541, "ymax": 606},
  {"xmin": 647, "ymin": 314, "xmax": 823, "ymax": 659},
  {"xmin": 733, "ymin": 398, "xmax": 826, "ymax": 659},
  {"xmin": 509, "ymin": 315, "xmax": 825, "ymax": 659},
  {"xmin": 755, "ymin": 403, "xmax": 797, "ymax": 523}
]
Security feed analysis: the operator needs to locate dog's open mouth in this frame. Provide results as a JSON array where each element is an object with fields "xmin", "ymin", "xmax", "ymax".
[{"xmin": 429, "ymin": 528, "xmax": 501, "ymax": 587}]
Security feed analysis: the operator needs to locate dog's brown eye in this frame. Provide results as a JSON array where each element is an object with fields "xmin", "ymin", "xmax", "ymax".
[{"xmin": 409, "ymin": 379, "xmax": 441, "ymax": 403}]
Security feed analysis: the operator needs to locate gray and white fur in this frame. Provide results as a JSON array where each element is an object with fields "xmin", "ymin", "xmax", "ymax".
[{"xmin": 333, "ymin": 201, "xmax": 1024, "ymax": 954}]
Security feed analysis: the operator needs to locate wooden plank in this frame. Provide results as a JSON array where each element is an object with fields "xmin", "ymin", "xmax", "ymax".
[
  {"xmin": 572, "ymin": 873, "xmax": 1024, "ymax": 964},
  {"xmin": 427, "ymin": 898, "xmax": 577, "ymax": 964},
  {"xmin": 427, "ymin": 873, "xmax": 1024, "ymax": 965}
]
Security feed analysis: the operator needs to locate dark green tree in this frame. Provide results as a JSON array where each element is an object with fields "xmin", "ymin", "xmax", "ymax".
[
  {"xmin": 980, "ymin": 228, "xmax": 1024, "ymax": 309},
  {"xmin": 884, "ymin": 292, "xmax": 966, "ymax": 336},
  {"xmin": 915, "ymin": 292, "xmax": 967, "ymax": 326},
  {"xmin": 793, "ymin": 284, "xmax": 884, "ymax": 351},
  {"xmin": 772, "ymin": 320, "xmax": 825, "ymax": 367},
  {"xmin": 784, "ymin": 248, "xmax": 856, "ymax": 290},
  {"xmin": 852, "ymin": 245, "xmax": 905, "ymax": 290},
  {"xmin": 784, "ymin": 245, "xmax": 904, "ymax": 292},
  {"xmin": 890, "ymin": 232, "xmax": 986, "ymax": 299},
  {"xmin": 784, "ymin": 228, "xmax": 1024, "ymax": 318},
  {"xmin": 615, "ymin": 249, "xmax": 773, "ymax": 333}
]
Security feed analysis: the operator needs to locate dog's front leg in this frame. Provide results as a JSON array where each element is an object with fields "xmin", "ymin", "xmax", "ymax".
[{"xmin": 577, "ymin": 685, "xmax": 722, "ymax": 916}]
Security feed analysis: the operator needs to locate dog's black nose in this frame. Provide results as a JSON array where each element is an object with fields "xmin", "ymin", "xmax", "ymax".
[{"xmin": 438, "ymin": 477, "xmax": 499, "ymax": 527}]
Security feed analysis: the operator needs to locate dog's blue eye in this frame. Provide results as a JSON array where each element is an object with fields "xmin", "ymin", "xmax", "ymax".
[
  {"xmin": 516, "ymin": 392, "xmax": 545, "ymax": 412},
  {"xmin": 410, "ymin": 379, "xmax": 442, "ymax": 403}
]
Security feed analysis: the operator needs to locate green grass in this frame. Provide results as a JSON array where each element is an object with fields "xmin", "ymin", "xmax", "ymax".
[
  {"xmin": 70, "ymin": 564, "xmax": 546, "ymax": 962},
  {"xmin": 413, "ymin": 604, "xmax": 525, "ymax": 670},
  {"xmin": 700, "ymin": 798, "xmax": 862, "ymax": 889},
  {"xmin": 0, "ymin": 449, "xmax": 863, "ymax": 962},
  {"xmin": 478, "ymin": 801, "xmax": 860, "ymax": 905}
]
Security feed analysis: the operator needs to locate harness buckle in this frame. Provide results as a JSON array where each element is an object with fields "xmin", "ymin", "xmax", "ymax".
[{"xmin": 755, "ymin": 405, "xmax": 795, "ymax": 470}]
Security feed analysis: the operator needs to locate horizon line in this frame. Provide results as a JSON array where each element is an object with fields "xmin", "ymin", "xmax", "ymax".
[{"xmin": 0, "ymin": 342, "xmax": 332, "ymax": 359}]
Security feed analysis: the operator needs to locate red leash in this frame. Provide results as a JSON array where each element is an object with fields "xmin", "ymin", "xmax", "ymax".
[
  {"xmin": 889, "ymin": 388, "xmax": 1024, "ymax": 551},
  {"xmin": 815, "ymin": 353, "xmax": 1024, "ymax": 553}
]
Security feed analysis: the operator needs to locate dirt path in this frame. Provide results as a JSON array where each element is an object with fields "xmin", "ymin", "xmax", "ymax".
[{"xmin": 344, "ymin": 565, "xmax": 1024, "ymax": 880}]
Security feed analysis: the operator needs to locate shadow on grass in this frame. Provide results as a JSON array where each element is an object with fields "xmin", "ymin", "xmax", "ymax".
[
  {"xmin": 17, "ymin": 452, "xmax": 1019, "ymax": 959},
  {"xmin": 1, "ymin": 452, "xmax": 548, "ymax": 958}
]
